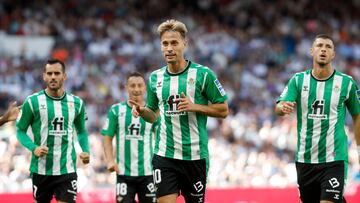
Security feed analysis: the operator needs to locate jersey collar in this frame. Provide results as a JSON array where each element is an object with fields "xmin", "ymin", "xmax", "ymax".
[
  {"xmin": 44, "ymin": 89, "xmax": 66, "ymax": 100},
  {"xmin": 166, "ymin": 60, "xmax": 191, "ymax": 76}
]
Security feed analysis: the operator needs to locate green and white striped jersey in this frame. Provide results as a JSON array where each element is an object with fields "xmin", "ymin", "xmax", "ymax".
[
  {"xmin": 147, "ymin": 61, "xmax": 228, "ymax": 161},
  {"xmin": 278, "ymin": 70, "xmax": 360, "ymax": 164},
  {"xmin": 101, "ymin": 101, "xmax": 157, "ymax": 176},
  {"xmin": 16, "ymin": 90, "xmax": 89, "ymax": 175}
]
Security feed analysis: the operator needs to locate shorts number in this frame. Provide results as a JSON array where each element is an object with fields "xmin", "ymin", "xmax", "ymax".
[
  {"xmin": 116, "ymin": 183, "xmax": 127, "ymax": 196},
  {"xmin": 154, "ymin": 169, "xmax": 161, "ymax": 184},
  {"xmin": 33, "ymin": 185, "xmax": 38, "ymax": 198}
]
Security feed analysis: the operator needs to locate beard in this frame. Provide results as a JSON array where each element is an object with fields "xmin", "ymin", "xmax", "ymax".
[{"xmin": 47, "ymin": 81, "xmax": 63, "ymax": 91}]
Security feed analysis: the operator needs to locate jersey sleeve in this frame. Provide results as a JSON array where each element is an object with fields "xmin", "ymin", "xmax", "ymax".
[
  {"xmin": 203, "ymin": 69, "xmax": 228, "ymax": 104},
  {"xmin": 16, "ymin": 97, "xmax": 34, "ymax": 131},
  {"xmin": 345, "ymin": 79, "xmax": 360, "ymax": 116},
  {"xmin": 101, "ymin": 106, "xmax": 118, "ymax": 137},
  {"xmin": 146, "ymin": 73, "xmax": 159, "ymax": 111},
  {"xmin": 74, "ymin": 100, "xmax": 89, "ymax": 153},
  {"xmin": 277, "ymin": 74, "xmax": 298, "ymax": 103}
]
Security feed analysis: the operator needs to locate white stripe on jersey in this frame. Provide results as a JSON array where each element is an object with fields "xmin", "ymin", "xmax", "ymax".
[
  {"xmin": 326, "ymin": 75, "xmax": 342, "ymax": 162},
  {"xmin": 170, "ymin": 75, "xmax": 183, "ymax": 159},
  {"xmin": 37, "ymin": 94, "xmax": 48, "ymax": 174},
  {"xmin": 52, "ymin": 100, "xmax": 63, "ymax": 175},
  {"xmin": 66, "ymin": 95, "xmax": 75, "ymax": 173},
  {"xmin": 187, "ymin": 68, "xmax": 200, "ymax": 159},
  {"xmin": 117, "ymin": 104, "xmax": 126, "ymax": 175},
  {"xmin": 130, "ymin": 116, "xmax": 140, "ymax": 176},
  {"xmin": 310, "ymin": 82, "xmax": 325, "ymax": 163},
  {"xmin": 143, "ymin": 124, "xmax": 153, "ymax": 175},
  {"xmin": 156, "ymin": 70, "xmax": 167, "ymax": 157},
  {"xmin": 298, "ymin": 73, "xmax": 310, "ymax": 162}
]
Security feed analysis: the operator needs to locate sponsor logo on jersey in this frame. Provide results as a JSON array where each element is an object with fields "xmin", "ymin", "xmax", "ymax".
[
  {"xmin": 214, "ymin": 79, "xmax": 226, "ymax": 96},
  {"xmin": 308, "ymin": 100, "xmax": 328, "ymax": 120},
  {"xmin": 165, "ymin": 94, "xmax": 186, "ymax": 116},
  {"xmin": 126, "ymin": 123, "xmax": 144, "ymax": 140},
  {"xmin": 49, "ymin": 116, "xmax": 67, "ymax": 136}
]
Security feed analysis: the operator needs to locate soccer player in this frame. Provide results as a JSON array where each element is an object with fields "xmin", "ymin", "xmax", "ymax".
[
  {"xmin": 0, "ymin": 101, "xmax": 21, "ymax": 126},
  {"xmin": 130, "ymin": 19, "xmax": 229, "ymax": 203},
  {"xmin": 275, "ymin": 34, "xmax": 360, "ymax": 203},
  {"xmin": 16, "ymin": 59, "xmax": 90, "ymax": 203},
  {"xmin": 102, "ymin": 72, "xmax": 157, "ymax": 203}
]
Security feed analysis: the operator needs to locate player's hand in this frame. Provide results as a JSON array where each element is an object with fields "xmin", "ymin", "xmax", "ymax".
[
  {"xmin": 280, "ymin": 101, "xmax": 295, "ymax": 115},
  {"xmin": 3, "ymin": 101, "xmax": 21, "ymax": 122},
  {"xmin": 80, "ymin": 152, "xmax": 90, "ymax": 164},
  {"xmin": 177, "ymin": 92, "xmax": 195, "ymax": 112},
  {"xmin": 129, "ymin": 100, "xmax": 143, "ymax": 118},
  {"xmin": 34, "ymin": 146, "xmax": 49, "ymax": 157},
  {"xmin": 107, "ymin": 161, "xmax": 120, "ymax": 173}
]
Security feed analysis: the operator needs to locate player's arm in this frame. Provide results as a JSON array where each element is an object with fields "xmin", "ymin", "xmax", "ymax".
[
  {"xmin": 129, "ymin": 100, "xmax": 159, "ymax": 123},
  {"xmin": 353, "ymin": 114, "xmax": 360, "ymax": 162},
  {"xmin": 183, "ymin": 69, "xmax": 228, "ymax": 118},
  {"xmin": 101, "ymin": 107, "xmax": 119, "ymax": 173},
  {"xmin": 275, "ymin": 101, "xmax": 296, "ymax": 116},
  {"xmin": 177, "ymin": 92, "xmax": 228, "ymax": 118},
  {"xmin": 16, "ymin": 99, "xmax": 36, "ymax": 151},
  {"xmin": 346, "ymin": 80, "xmax": 360, "ymax": 162},
  {"xmin": 17, "ymin": 99, "xmax": 49, "ymax": 157},
  {"xmin": 275, "ymin": 74, "xmax": 298, "ymax": 116},
  {"xmin": 74, "ymin": 101, "xmax": 90, "ymax": 164},
  {"xmin": 0, "ymin": 101, "xmax": 21, "ymax": 126}
]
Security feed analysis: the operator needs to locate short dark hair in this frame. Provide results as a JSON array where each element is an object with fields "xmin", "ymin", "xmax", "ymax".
[
  {"xmin": 126, "ymin": 71, "xmax": 144, "ymax": 81},
  {"xmin": 45, "ymin": 59, "xmax": 66, "ymax": 73},
  {"xmin": 314, "ymin": 34, "xmax": 335, "ymax": 46}
]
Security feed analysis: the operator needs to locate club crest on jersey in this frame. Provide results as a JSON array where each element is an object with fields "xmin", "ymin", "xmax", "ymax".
[
  {"xmin": 188, "ymin": 78, "xmax": 195, "ymax": 86},
  {"xmin": 214, "ymin": 79, "xmax": 226, "ymax": 96},
  {"xmin": 333, "ymin": 85, "xmax": 340, "ymax": 93}
]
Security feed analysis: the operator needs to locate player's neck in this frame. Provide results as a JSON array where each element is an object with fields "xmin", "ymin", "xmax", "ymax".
[
  {"xmin": 312, "ymin": 64, "xmax": 334, "ymax": 80},
  {"xmin": 45, "ymin": 88, "xmax": 65, "ymax": 98},
  {"xmin": 167, "ymin": 59, "xmax": 188, "ymax": 74}
]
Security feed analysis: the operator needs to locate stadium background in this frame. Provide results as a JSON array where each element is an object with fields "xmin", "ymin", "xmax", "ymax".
[{"xmin": 0, "ymin": 0, "xmax": 359, "ymax": 202}]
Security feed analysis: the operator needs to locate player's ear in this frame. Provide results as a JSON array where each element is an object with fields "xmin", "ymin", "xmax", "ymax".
[
  {"xmin": 184, "ymin": 38, "xmax": 188, "ymax": 47},
  {"xmin": 63, "ymin": 72, "xmax": 67, "ymax": 80},
  {"xmin": 310, "ymin": 47, "xmax": 314, "ymax": 57}
]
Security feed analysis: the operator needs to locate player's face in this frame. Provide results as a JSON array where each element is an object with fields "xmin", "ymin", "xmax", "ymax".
[
  {"xmin": 311, "ymin": 38, "xmax": 335, "ymax": 67},
  {"xmin": 43, "ymin": 63, "xmax": 66, "ymax": 91},
  {"xmin": 127, "ymin": 76, "xmax": 146, "ymax": 101},
  {"xmin": 160, "ymin": 31, "xmax": 187, "ymax": 64}
]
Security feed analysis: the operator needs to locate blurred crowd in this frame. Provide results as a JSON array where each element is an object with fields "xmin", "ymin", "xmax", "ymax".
[{"xmin": 0, "ymin": 0, "xmax": 360, "ymax": 192}]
